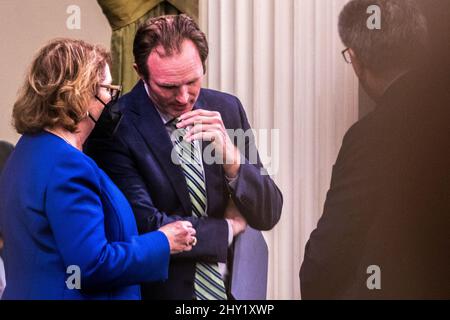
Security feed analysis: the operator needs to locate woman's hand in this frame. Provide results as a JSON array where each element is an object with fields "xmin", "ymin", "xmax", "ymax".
[{"xmin": 159, "ymin": 221, "xmax": 197, "ymax": 254}]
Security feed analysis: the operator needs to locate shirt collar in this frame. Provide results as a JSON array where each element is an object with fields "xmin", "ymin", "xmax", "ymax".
[{"xmin": 143, "ymin": 81, "xmax": 174, "ymax": 125}]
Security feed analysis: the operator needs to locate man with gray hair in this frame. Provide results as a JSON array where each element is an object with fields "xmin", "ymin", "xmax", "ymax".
[{"xmin": 301, "ymin": 0, "xmax": 450, "ymax": 299}]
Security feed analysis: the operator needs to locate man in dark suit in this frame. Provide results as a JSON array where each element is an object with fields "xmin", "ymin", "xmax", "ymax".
[
  {"xmin": 1, "ymin": 140, "xmax": 14, "ymax": 297},
  {"xmin": 300, "ymin": 0, "xmax": 450, "ymax": 299},
  {"xmin": 86, "ymin": 14, "xmax": 282, "ymax": 300}
]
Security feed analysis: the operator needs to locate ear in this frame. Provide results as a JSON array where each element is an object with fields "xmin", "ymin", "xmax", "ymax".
[
  {"xmin": 133, "ymin": 63, "xmax": 144, "ymax": 80},
  {"xmin": 348, "ymin": 48, "xmax": 364, "ymax": 79},
  {"xmin": 348, "ymin": 48, "xmax": 379, "ymax": 101}
]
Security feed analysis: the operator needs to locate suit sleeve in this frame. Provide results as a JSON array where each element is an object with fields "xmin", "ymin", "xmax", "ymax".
[
  {"xmin": 300, "ymin": 127, "xmax": 378, "ymax": 299},
  {"xmin": 45, "ymin": 155, "xmax": 170, "ymax": 291},
  {"xmin": 230, "ymin": 97, "xmax": 283, "ymax": 231},
  {"xmin": 85, "ymin": 134, "xmax": 229, "ymax": 264}
]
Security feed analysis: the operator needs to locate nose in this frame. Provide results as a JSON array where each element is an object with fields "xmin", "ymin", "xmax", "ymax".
[{"xmin": 175, "ymin": 85, "xmax": 189, "ymax": 105}]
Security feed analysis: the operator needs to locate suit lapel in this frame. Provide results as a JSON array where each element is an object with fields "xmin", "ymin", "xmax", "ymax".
[{"xmin": 128, "ymin": 82, "xmax": 192, "ymax": 215}]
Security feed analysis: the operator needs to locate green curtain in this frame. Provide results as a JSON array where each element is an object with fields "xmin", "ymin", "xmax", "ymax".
[{"xmin": 98, "ymin": 0, "xmax": 199, "ymax": 93}]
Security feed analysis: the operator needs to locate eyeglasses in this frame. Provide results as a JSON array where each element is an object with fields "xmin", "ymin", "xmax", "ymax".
[
  {"xmin": 99, "ymin": 84, "xmax": 122, "ymax": 102},
  {"xmin": 341, "ymin": 48, "xmax": 352, "ymax": 64}
]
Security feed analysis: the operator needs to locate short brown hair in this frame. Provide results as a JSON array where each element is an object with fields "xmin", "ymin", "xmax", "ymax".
[
  {"xmin": 13, "ymin": 38, "xmax": 111, "ymax": 134},
  {"xmin": 133, "ymin": 14, "xmax": 208, "ymax": 81}
]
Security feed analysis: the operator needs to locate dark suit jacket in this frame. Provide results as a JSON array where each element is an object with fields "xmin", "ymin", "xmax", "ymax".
[
  {"xmin": 86, "ymin": 81, "xmax": 283, "ymax": 299},
  {"xmin": 300, "ymin": 69, "xmax": 450, "ymax": 299},
  {"xmin": 0, "ymin": 141, "xmax": 14, "ymax": 173},
  {"xmin": 0, "ymin": 140, "xmax": 14, "ymax": 257}
]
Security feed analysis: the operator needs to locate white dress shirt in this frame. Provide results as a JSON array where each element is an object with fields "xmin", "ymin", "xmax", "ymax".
[{"xmin": 0, "ymin": 256, "xmax": 5, "ymax": 299}]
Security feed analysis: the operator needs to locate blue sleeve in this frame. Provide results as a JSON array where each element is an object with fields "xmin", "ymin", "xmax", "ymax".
[{"xmin": 45, "ymin": 154, "xmax": 170, "ymax": 290}]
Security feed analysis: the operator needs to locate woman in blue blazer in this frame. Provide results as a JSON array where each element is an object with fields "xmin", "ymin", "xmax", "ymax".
[{"xmin": 0, "ymin": 39, "xmax": 196, "ymax": 300}]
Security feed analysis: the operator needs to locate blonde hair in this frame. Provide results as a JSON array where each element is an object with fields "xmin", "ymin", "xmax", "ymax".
[{"xmin": 13, "ymin": 38, "xmax": 111, "ymax": 134}]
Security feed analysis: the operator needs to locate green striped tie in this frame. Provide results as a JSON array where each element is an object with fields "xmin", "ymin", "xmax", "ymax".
[{"xmin": 171, "ymin": 122, "xmax": 228, "ymax": 300}]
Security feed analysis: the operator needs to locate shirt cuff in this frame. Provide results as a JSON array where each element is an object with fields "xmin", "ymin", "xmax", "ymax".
[{"xmin": 226, "ymin": 219, "xmax": 234, "ymax": 247}]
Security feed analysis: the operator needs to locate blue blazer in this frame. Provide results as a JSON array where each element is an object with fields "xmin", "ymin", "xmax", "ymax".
[
  {"xmin": 85, "ymin": 81, "xmax": 283, "ymax": 299},
  {"xmin": 0, "ymin": 132, "xmax": 170, "ymax": 300}
]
